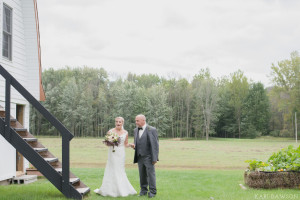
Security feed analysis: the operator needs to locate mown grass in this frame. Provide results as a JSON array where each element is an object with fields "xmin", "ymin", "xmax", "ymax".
[
  {"xmin": 1, "ymin": 169, "xmax": 299, "ymax": 200},
  {"xmin": 0, "ymin": 137, "xmax": 299, "ymax": 200},
  {"xmin": 37, "ymin": 136, "xmax": 298, "ymax": 169}
]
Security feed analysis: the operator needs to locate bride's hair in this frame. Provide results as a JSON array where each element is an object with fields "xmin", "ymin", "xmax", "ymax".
[{"xmin": 115, "ymin": 117, "xmax": 125, "ymax": 130}]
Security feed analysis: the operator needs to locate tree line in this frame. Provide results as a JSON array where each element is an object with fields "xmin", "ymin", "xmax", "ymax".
[{"xmin": 30, "ymin": 52, "xmax": 300, "ymax": 139}]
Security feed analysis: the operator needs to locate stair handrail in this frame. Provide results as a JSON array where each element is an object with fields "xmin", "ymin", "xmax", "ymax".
[{"xmin": 0, "ymin": 64, "xmax": 72, "ymax": 198}]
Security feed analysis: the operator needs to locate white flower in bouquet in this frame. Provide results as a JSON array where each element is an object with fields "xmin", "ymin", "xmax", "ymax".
[{"xmin": 103, "ymin": 130, "xmax": 121, "ymax": 152}]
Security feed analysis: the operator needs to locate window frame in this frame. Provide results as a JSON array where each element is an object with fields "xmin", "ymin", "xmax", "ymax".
[{"xmin": 2, "ymin": 3, "xmax": 13, "ymax": 61}]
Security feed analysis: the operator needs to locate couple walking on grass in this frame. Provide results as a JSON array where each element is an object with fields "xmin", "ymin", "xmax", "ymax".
[{"xmin": 94, "ymin": 114, "xmax": 159, "ymax": 198}]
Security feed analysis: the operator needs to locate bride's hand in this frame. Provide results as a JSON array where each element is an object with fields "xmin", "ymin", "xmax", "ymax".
[{"xmin": 130, "ymin": 144, "xmax": 135, "ymax": 149}]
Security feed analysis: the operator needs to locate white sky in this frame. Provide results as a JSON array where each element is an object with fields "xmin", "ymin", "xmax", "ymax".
[{"xmin": 37, "ymin": 0, "xmax": 300, "ymax": 86}]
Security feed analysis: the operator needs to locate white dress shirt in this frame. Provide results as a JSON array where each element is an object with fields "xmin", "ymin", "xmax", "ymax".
[{"xmin": 139, "ymin": 124, "xmax": 147, "ymax": 138}]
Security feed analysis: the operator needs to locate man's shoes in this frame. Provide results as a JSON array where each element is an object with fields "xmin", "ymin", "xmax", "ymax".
[
  {"xmin": 148, "ymin": 193, "xmax": 156, "ymax": 198},
  {"xmin": 138, "ymin": 192, "xmax": 147, "ymax": 197}
]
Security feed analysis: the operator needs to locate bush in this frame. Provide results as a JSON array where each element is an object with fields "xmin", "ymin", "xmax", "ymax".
[
  {"xmin": 243, "ymin": 124, "xmax": 260, "ymax": 139},
  {"xmin": 245, "ymin": 145, "xmax": 300, "ymax": 172},
  {"xmin": 245, "ymin": 159, "xmax": 269, "ymax": 171},
  {"xmin": 270, "ymin": 130, "xmax": 280, "ymax": 137},
  {"xmin": 279, "ymin": 129, "xmax": 292, "ymax": 137}
]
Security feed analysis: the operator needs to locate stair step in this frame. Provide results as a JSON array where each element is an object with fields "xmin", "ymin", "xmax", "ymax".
[
  {"xmin": 55, "ymin": 168, "xmax": 62, "ymax": 173},
  {"xmin": 14, "ymin": 128, "xmax": 27, "ymax": 132},
  {"xmin": 0, "ymin": 117, "xmax": 17, "ymax": 121},
  {"xmin": 33, "ymin": 148, "xmax": 48, "ymax": 152},
  {"xmin": 23, "ymin": 138, "xmax": 37, "ymax": 142},
  {"xmin": 16, "ymin": 171, "xmax": 25, "ymax": 177},
  {"xmin": 69, "ymin": 178, "xmax": 80, "ymax": 184},
  {"xmin": 0, "ymin": 108, "xmax": 4, "ymax": 112},
  {"xmin": 44, "ymin": 158, "xmax": 58, "ymax": 163},
  {"xmin": 76, "ymin": 187, "xmax": 90, "ymax": 195}
]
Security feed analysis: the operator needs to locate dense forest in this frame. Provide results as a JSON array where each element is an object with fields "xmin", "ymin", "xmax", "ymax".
[{"xmin": 30, "ymin": 52, "xmax": 300, "ymax": 139}]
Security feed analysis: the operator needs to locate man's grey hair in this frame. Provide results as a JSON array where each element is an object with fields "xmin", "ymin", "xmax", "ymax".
[{"xmin": 136, "ymin": 114, "xmax": 146, "ymax": 121}]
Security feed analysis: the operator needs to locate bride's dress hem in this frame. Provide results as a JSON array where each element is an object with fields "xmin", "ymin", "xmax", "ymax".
[{"xmin": 94, "ymin": 188, "xmax": 137, "ymax": 197}]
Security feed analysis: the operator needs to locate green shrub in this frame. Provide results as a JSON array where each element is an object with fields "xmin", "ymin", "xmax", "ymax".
[
  {"xmin": 245, "ymin": 145, "xmax": 300, "ymax": 172},
  {"xmin": 245, "ymin": 159, "xmax": 269, "ymax": 171},
  {"xmin": 279, "ymin": 129, "xmax": 292, "ymax": 137},
  {"xmin": 242, "ymin": 124, "xmax": 261, "ymax": 139},
  {"xmin": 270, "ymin": 130, "xmax": 280, "ymax": 137}
]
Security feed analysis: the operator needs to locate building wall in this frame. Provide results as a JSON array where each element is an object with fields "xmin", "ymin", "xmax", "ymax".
[
  {"xmin": 0, "ymin": 0, "xmax": 40, "ymax": 181},
  {"xmin": 0, "ymin": 102, "xmax": 17, "ymax": 181},
  {"xmin": 0, "ymin": 135, "xmax": 15, "ymax": 181},
  {"xmin": 22, "ymin": 0, "xmax": 40, "ymax": 99},
  {"xmin": 0, "ymin": 0, "xmax": 29, "ymax": 105}
]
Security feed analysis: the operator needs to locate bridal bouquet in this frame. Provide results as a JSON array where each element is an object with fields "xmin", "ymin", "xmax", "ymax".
[{"xmin": 103, "ymin": 130, "xmax": 121, "ymax": 152}]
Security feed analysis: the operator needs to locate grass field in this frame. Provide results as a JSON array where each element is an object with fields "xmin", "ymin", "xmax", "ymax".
[
  {"xmin": 37, "ymin": 136, "xmax": 297, "ymax": 170},
  {"xmin": 0, "ymin": 137, "xmax": 299, "ymax": 200}
]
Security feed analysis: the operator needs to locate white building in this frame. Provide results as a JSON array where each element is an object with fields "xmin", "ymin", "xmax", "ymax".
[{"xmin": 0, "ymin": 0, "xmax": 45, "ymax": 184}]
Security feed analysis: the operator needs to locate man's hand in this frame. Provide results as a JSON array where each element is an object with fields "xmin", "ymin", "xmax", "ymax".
[{"xmin": 152, "ymin": 161, "xmax": 157, "ymax": 165}]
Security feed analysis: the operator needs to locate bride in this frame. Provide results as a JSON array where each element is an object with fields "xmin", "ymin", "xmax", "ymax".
[{"xmin": 94, "ymin": 117, "xmax": 137, "ymax": 197}]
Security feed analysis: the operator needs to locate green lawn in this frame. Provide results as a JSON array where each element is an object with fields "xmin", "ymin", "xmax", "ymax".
[
  {"xmin": 1, "ymin": 169, "xmax": 299, "ymax": 200},
  {"xmin": 0, "ymin": 137, "xmax": 299, "ymax": 200}
]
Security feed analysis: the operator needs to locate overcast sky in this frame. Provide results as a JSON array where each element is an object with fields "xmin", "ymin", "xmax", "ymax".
[{"xmin": 37, "ymin": 0, "xmax": 300, "ymax": 86}]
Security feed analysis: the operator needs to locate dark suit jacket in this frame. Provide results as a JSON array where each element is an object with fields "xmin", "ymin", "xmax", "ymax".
[{"xmin": 133, "ymin": 125, "xmax": 159, "ymax": 163}]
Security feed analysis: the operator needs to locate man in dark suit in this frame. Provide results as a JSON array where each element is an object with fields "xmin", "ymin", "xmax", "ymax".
[{"xmin": 131, "ymin": 114, "xmax": 159, "ymax": 198}]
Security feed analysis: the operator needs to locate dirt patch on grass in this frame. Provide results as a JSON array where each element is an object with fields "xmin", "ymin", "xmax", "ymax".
[
  {"xmin": 71, "ymin": 162, "xmax": 244, "ymax": 170},
  {"xmin": 180, "ymin": 147, "xmax": 198, "ymax": 150},
  {"xmin": 171, "ymin": 138, "xmax": 182, "ymax": 141},
  {"xmin": 157, "ymin": 165, "xmax": 244, "ymax": 170}
]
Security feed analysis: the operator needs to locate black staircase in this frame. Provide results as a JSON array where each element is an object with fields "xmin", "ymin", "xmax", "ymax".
[{"xmin": 0, "ymin": 65, "xmax": 90, "ymax": 199}]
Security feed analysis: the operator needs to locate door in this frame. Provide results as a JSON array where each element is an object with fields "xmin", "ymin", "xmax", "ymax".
[
  {"xmin": 16, "ymin": 105, "xmax": 24, "ymax": 126},
  {"xmin": 16, "ymin": 105, "xmax": 25, "ymax": 173},
  {"xmin": 16, "ymin": 151, "xmax": 24, "ymax": 172}
]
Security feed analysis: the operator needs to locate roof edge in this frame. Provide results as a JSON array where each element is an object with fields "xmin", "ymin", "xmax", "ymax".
[{"xmin": 33, "ymin": 0, "xmax": 45, "ymax": 101}]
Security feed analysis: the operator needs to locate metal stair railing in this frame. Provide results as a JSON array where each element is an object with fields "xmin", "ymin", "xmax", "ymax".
[{"xmin": 0, "ymin": 65, "xmax": 78, "ymax": 199}]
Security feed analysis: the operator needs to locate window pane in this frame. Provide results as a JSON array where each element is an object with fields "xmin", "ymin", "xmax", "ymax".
[
  {"xmin": 3, "ymin": 6, "xmax": 11, "ymax": 33},
  {"xmin": 2, "ymin": 33, "xmax": 8, "ymax": 58},
  {"xmin": 2, "ymin": 4, "xmax": 12, "ymax": 60},
  {"xmin": 8, "ymin": 34, "xmax": 11, "ymax": 60}
]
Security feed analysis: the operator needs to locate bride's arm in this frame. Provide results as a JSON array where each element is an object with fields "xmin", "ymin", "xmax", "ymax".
[{"xmin": 124, "ymin": 133, "xmax": 133, "ymax": 148}]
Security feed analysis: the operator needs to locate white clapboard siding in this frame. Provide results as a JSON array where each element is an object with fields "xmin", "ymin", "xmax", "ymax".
[
  {"xmin": 0, "ymin": 0, "xmax": 41, "ymax": 181},
  {"xmin": 0, "ymin": 0, "xmax": 27, "ymax": 103},
  {"xmin": 0, "ymin": 0, "xmax": 40, "ymax": 103},
  {"xmin": 22, "ymin": 0, "xmax": 40, "ymax": 100},
  {"xmin": 0, "ymin": 135, "xmax": 16, "ymax": 181}
]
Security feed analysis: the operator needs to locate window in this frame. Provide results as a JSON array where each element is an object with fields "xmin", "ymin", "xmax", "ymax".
[{"xmin": 2, "ymin": 4, "xmax": 12, "ymax": 60}]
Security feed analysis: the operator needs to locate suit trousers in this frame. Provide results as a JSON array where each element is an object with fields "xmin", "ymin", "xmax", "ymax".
[{"xmin": 137, "ymin": 154, "xmax": 156, "ymax": 195}]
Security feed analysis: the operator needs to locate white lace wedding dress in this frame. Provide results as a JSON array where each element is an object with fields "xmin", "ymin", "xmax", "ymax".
[{"xmin": 94, "ymin": 132, "xmax": 137, "ymax": 197}]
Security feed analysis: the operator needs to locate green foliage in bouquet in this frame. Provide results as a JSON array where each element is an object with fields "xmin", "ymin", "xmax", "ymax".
[{"xmin": 245, "ymin": 145, "xmax": 300, "ymax": 172}]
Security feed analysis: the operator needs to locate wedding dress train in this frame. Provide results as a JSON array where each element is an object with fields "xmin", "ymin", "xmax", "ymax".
[{"xmin": 94, "ymin": 132, "xmax": 137, "ymax": 197}]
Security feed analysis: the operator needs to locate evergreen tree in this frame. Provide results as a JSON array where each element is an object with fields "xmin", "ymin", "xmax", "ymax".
[{"xmin": 243, "ymin": 82, "xmax": 271, "ymax": 137}]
